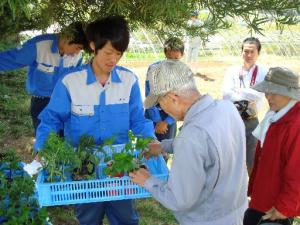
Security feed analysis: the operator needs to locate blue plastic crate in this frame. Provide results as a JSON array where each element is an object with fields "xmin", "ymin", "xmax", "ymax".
[{"xmin": 36, "ymin": 145, "xmax": 169, "ymax": 206}]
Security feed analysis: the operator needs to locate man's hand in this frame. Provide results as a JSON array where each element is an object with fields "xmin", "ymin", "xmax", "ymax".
[
  {"xmin": 129, "ymin": 168, "xmax": 151, "ymax": 187},
  {"xmin": 143, "ymin": 139, "xmax": 163, "ymax": 159},
  {"xmin": 34, "ymin": 153, "xmax": 42, "ymax": 162},
  {"xmin": 262, "ymin": 207, "xmax": 287, "ymax": 221},
  {"xmin": 155, "ymin": 121, "xmax": 168, "ymax": 134},
  {"xmin": 248, "ymin": 100, "xmax": 257, "ymax": 112}
]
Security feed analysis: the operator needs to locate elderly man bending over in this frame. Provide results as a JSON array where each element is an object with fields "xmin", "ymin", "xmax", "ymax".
[{"xmin": 130, "ymin": 59, "xmax": 248, "ymax": 225}]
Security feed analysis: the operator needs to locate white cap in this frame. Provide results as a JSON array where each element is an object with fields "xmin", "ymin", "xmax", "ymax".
[{"xmin": 144, "ymin": 59, "xmax": 196, "ymax": 109}]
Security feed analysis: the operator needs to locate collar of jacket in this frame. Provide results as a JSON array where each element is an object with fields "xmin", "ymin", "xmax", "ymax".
[
  {"xmin": 271, "ymin": 101, "xmax": 300, "ymax": 126},
  {"xmin": 184, "ymin": 94, "xmax": 214, "ymax": 124},
  {"xmin": 86, "ymin": 63, "xmax": 122, "ymax": 85},
  {"xmin": 50, "ymin": 34, "xmax": 59, "ymax": 54}
]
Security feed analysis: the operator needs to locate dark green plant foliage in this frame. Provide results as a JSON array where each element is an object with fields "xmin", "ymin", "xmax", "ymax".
[
  {"xmin": 0, "ymin": 150, "xmax": 48, "ymax": 225},
  {"xmin": 40, "ymin": 133, "xmax": 105, "ymax": 182},
  {"xmin": 1, "ymin": 0, "xmax": 299, "ymax": 44},
  {"xmin": 0, "ymin": 0, "xmax": 51, "ymax": 42},
  {"xmin": 39, "ymin": 132, "xmax": 79, "ymax": 182},
  {"xmin": 39, "ymin": 131, "xmax": 153, "ymax": 180},
  {"xmin": 104, "ymin": 152, "xmax": 138, "ymax": 177},
  {"xmin": 103, "ymin": 131, "xmax": 153, "ymax": 177},
  {"xmin": 72, "ymin": 135, "xmax": 100, "ymax": 180}
]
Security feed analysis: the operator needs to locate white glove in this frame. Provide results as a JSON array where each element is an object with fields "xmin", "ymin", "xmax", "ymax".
[{"xmin": 23, "ymin": 160, "xmax": 43, "ymax": 177}]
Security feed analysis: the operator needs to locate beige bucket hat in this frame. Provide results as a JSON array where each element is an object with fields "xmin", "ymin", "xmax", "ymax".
[
  {"xmin": 144, "ymin": 59, "xmax": 196, "ymax": 109},
  {"xmin": 251, "ymin": 67, "xmax": 300, "ymax": 100}
]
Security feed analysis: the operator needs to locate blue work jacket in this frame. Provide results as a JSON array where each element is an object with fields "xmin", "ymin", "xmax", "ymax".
[
  {"xmin": 34, "ymin": 63, "xmax": 154, "ymax": 149},
  {"xmin": 0, "ymin": 34, "xmax": 82, "ymax": 97}
]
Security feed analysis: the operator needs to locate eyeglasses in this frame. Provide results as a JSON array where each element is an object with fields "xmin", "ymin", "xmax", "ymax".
[
  {"xmin": 155, "ymin": 93, "xmax": 168, "ymax": 109},
  {"xmin": 156, "ymin": 103, "xmax": 162, "ymax": 110}
]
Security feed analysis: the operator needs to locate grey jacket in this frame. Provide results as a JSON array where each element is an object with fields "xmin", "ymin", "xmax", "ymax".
[{"xmin": 145, "ymin": 95, "xmax": 248, "ymax": 225}]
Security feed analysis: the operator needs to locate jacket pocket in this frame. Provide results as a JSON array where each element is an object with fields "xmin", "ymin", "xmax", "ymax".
[
  {"xmin": 71, "ymin": 105, "xmax": 94, "ymax": 116},
  {"xmin": 37, "ymin": 63, "xmax": 55, "ymax": 74}
]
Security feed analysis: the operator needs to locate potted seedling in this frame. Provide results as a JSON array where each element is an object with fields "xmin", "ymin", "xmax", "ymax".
[
  {"xmin": 72, "ymin": 135, "xmax": 100, "ymax": 181},
  {"xmin": 103, "ymin": 130, "xmax": 153, "ymax": 177},
  {"xmin": 0, "ymin": 150, "xmax": 25, "ymax": 183},
  {"xmin": 101, "ymin": 131, "xmax": 153, "ymax": 197},
  {"xmin": 39, "ymin": 132, "xmax": 78, "ymax": 182},
  {"xmin": 0, "ymin": 150, "xmax": 48, "ymax": 224}
]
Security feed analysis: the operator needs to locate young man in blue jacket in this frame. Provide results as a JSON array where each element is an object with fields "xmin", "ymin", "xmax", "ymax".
[
  {"xmin": 34, "ymin": 16, "xmax": 154, "ymax": 225},
  {"xmin": 145, "ymin": 37, "xmax": 184, "ymax": 160},
  {"xmin": 0, "ymin": 22, "xmax": 87, "ymax": 133}
]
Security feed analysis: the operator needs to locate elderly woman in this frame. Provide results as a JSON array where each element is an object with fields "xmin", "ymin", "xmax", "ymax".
[{"xmin": 244, "ymin": 67, "xmax": 300, "ymax": 225}]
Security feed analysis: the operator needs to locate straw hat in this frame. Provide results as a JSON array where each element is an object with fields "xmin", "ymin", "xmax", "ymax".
[
  {"xmin": 144, "ymin": 59, "xmax": 196, "ymax": 109},
  {"xmin": 251, "ymin": 67, "xmax": 300, "ymax": 100}
]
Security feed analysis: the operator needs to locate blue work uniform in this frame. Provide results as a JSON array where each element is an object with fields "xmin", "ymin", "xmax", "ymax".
[
  {"xmin": 34, "ymin": 63, "xmax": 155, "ymax": 225},
  {"xmin": 145, "ymin": 62, "xmax": 177, "ymax": 141},
  {"xmin": 0, "ymin": 34, "xmax": 82, "ymax": 132}
]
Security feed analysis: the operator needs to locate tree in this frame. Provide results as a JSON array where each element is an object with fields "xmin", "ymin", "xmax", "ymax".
[
  {"xmin": 0, "ymin": 0, "xmax": 299, "ymax": 42},
  {"xmin": 0, "ymin": 0, "xmax": 51, "ymax": 45}
]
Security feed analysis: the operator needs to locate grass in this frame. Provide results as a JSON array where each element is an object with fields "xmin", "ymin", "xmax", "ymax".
[
  {"xmin": 0, "ymin": 70, "xmax": 33, "ymax": 148},
  {"xmin": 47, "ymin": 199, "xmax": 178, "ymax": 225}
]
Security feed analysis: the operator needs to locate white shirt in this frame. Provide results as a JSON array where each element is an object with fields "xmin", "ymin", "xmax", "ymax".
[
  {"xmin": 222, "ymin": 64, "xmax": 268, "ymax": 111},
  {"xmin": 187, "ymin": 19, "xmax": 202, "ymax": 46}
]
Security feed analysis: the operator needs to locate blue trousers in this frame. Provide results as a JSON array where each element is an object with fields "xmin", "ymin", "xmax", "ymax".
[
  {"xmin": 75, "ymin": 200, "xmax": 139, "ymax": 225},
  {"xmin": 145, "ymin": 110, "xmax": 177, "ymax": 142},
  {"xmin": 30, "ymin": 96, "xmax": 63, "ymax": 137},
  {"xmin": 30, "ymin": 96, "xmax": 50, "ymax": 135}
]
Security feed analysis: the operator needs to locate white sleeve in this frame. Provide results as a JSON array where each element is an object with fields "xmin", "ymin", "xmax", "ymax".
[
  {"xmin": 222, "ymin": 68, "xmax": 236, "ymax": 100},
  {"xmin": 239, "ymin": 88, "xmax": 265, "ymax": 102}
]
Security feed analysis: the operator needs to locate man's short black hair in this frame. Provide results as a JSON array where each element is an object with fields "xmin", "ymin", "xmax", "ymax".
[
  {"xmin": 164, "ymin": 37, "xmax": 184, "ymax": 55},
  {"xmin": 66, "ymin": 21, "xmax": 87, "ymax": 47},
  {"xmin": 86, "ymin": 15, "xmax": 129, "ymax": 54},
  {"xmin": 242, "ymin": 37, "xmax": 261, "ymax": 53}
]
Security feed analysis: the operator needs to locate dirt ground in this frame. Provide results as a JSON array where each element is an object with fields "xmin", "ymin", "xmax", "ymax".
[
  {"xmin": 120, "ymin": 56, "xmax": 300, "ymax": 100},
  {"xmin": 120, "ymin": 59, "xmax": 229, "ymax": 99},
  {"xmin": 121, "ymin": 55, "xmax": 300, "ymax": 121}
]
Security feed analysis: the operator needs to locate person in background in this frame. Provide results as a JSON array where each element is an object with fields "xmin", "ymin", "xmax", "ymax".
[
  {"xmin": 34, "ymin": 16, "xmax": 154, "ymax": 225},
  {"xmin": 186, "ymin": 11, "xmax": 201, "ymax": 63},
  {"xmin": 145, "ymin": 37, "xmax": 184, "ymax": 160},
  {"xmin": 130, "ymin": 59, "xmax": 248, "ymax": 225},
  {"xmin": 244, "ymin": 67, "xmax": 300, "ymax": 225},
  {"xmin": 222, "ymin": 37, "xmax": 268, "ymax": 174},
  {"xmin": 0, "ymin": 22, "xmax": 87, "ymax": 134}
]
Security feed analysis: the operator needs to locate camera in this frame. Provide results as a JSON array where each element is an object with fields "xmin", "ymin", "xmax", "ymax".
[{"xmin": 234, "ymin": 100, "xmax": 257, "ymax": 120}]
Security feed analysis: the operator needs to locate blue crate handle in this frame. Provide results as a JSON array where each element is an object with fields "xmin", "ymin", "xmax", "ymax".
[{"xmin": 142, "ymin": 155, "xmax": 169, "ymax": 175}]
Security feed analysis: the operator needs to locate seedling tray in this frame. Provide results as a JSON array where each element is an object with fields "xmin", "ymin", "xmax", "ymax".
[{"xmin": 36, "ymin": 145, "xmax": 169, "ymax": 206}]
